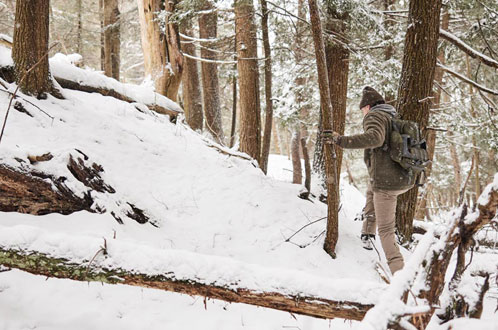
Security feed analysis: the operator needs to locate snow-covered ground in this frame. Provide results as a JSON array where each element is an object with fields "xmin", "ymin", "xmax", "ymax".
[{"xmin": 0, "ymin": 48, "xmax": 496, "ymax": 329}]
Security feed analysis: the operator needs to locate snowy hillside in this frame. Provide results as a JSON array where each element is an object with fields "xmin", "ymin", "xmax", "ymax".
[{"xmin": 1, "ymin": 49, "xmax": 497, "ymax": 329}]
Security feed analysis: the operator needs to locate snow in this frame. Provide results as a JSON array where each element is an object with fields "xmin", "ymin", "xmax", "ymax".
[
  {"xmin": 1, "ymin": 46, "xmax": 496, "ymax": 329},
  {"xmin": 0, "ymin": 44, "xmax": 12, "ymax": 67},
  {"xmin": 49, "ymin": 52, "xmax": 183, "ymax": 114},
  {"xmin": 440, "ymin": 29, "xmax": 498, "ymax": 68}
]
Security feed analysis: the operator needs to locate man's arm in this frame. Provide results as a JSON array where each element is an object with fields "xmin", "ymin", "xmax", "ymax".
[{"xmin": 335, "ymin": 112, "xmax": 388, "ymax": 149}]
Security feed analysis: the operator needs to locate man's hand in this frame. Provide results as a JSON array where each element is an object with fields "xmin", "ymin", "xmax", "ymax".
[{"xmin": 322, "ymin": 130, "xmax": 340, "ymax": 144}]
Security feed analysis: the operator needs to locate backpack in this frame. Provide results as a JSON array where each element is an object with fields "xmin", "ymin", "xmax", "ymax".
[{"xmin": 388, "ymin": 117, "xmax": 431, "ymax": 186}]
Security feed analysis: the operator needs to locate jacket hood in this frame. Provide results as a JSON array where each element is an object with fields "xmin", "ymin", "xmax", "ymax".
[{"xmin": 371, "ymin": 103, "xmax": 397, "ymax": 117}]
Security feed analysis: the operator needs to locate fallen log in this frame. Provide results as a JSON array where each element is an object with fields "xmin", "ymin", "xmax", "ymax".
[
  {"xmin": 0, "ymin": 163, "xmax": 93, "ymax": 215},
  {"xmin": 0, "ymin": 247, "xmax": 373, "ymax": 321},
  {"xmin": 0, "ymin": 64, "xmax": 182, "ymax": 120}
]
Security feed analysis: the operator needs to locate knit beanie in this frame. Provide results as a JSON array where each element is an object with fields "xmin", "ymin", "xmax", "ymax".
[{"xmin": 359, "ymin": 86, "xmax": 385, "ymax": 109}]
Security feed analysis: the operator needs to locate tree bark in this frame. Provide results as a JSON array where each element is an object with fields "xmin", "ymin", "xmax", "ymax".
[
  {"xmin": 325, "ymin": 4, "xmax": 349, "ymax": 187},
  {"xmin": 291, "ymin": 130, "xmax": 302, "ymax": 184},
  {"xmin": 76, "ymin": 0, "xmax": 83, "ymax": 58},
  {"xmin": 12, "ymin": 0, "xmax": 55, "ymax": 98},
  {"xmin": 137, "ymin": 0, "xmax": 183, "ymax": 101},
  {"xmin": 99, "ymin": 0, "xmax": 104, "ymax": 71},
  {"xmin": 180, "ymin": 23, "xmax": 203, "ymax": 131},
  {"xmin": 308, "ymin": 0, "xmax": 340, "ymax": 257},
  {"xmin": 235, "ymin": 0, "xmax": 261, "ymax": 162},
  {"xmin": 104, "ymin": 0, "xmax": 120, "ymax": 81},
  {"xmin": 259, "ymin": 0, "xmax": 273, "ymax": 174},
  {"xmin": 395, "ymin": 0, "xmax": 443, "ymax": 243},
  {"xmin": 199, "ymin": 1, "xmax": 224, "ymax": 144},
  {"xmin": 0, "ymin": 247, "xmax": 373, "ymax": 321},
  {"xmin": 414, "ymin": 6, "xmax": 448, "ymax": 220}
]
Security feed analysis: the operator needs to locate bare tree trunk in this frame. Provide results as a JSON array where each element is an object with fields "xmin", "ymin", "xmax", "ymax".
[
  {"xmin": 465, "ymin": 55, "xmax": 481, "ymax": 200},
  {"xmin": 199, "ymin": 1, "xmax": 224, "ymax": 144},
  {"xmin": 104, "ymin": 0, "xmax": 120, "ymax": 81},
  {"xmin": 229, "ymin": 36, "xmax": 237, "ymax": 148},
  {"xmin": 99, "ymin": 0, "xmax": 104, "ymax": 71},
  {"xmin": 308, "ymin": 0, "xmax": 340, "ymax": 258},
  {"xmin": 137, "ymin": 0, "xmax": 183, "ymax": 101},
  {"xmin": 260, "ymin": 0, "xmax": 273, "ymax": 174},
  {"xmin": 325, "ymin": 4, "xmax": 349, "ymax": 187},
  {"xmin": 180, "ymin": 23, "xmax": 203, "ymax": 131},
  {"xmin": 12, "ymin": 0, "xmax": 55, "ymax": 98},
  {"xmin": 272, "ymin": 119, "xmax": 281, "ymax": 155},
  {"xmin": 76, "ymin": 0, "xmax": 83, "ymax": 58},
  {"xmin": 291, "ymin": 130, "xmax": 302, "ymax": 184},
  {"xmin": 415, "ymin": 6, "xmax": 448, "ymax": 219},
  {"xmin": 383, "ymin": 0, "xmax": 396, "ymax": 103},
  {"xmin": 293, "ymin": 0, "xmax": 307, "ymax": 188},
  {"xmin": 395, "ymin": 0, "xmax": 443, "ymax": 243},
  {"xmin": 235, "ymin": 0, "xmax": 261, "ymax": 162}
]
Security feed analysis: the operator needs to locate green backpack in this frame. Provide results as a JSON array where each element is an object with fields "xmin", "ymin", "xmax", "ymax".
[{"xmin": 388, "ymin": 117, "xmax": 431, "ymax": 186}]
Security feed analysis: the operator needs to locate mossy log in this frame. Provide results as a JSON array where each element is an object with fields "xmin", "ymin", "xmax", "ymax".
[{"xmin": 0, "ymin": 247, "xmax": 373, "ymax": 321}]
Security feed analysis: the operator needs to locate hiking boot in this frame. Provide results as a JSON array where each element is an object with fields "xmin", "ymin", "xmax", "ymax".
[{"xmin": 361, "ymin": 234, "xmax": 375, "ymax": 250}]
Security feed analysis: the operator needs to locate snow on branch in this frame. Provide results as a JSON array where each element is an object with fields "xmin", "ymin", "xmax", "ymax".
[
  {"xmin": 440, "ymin": 29, "xmax": 498, "ymax": 69},
  {"xmin": 437, "ymin": 62, "xmax": 498, "ymax": 96}
]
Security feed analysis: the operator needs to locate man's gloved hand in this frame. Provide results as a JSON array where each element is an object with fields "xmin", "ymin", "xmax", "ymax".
[{"xmin": 322, "ymin": 130, "xmax": 340, "ymax": 144}]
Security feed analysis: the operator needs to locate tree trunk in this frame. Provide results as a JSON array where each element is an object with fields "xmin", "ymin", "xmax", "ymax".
[
  {"xmin": 308, "ymin": 0, "xmax": 340, "ymax": 258},
  {"xmin": 291, "ymin": 130, "xmax": 302, "ymax": 184},
  {"xmin": 325, "ymin": 5, "xmax": 349, "ymax": 187},
  {"xmin": 235, "ymin": 0, "xmax": 261, "ymax": 162},
  {"xmin": 294, "ymin": 0, "xmax": 310, "ymax": 193},
  {"xmin": 180, "ymin": 23, "xmax": 203, "ymax": 131},
  {"xmin": 104, "ymin": 0, "xmax": 120, "ymax": 81},
  {"xmin": 272, "ymin": 119, "xmax": 281, "ymax": 155},
  {"xmin": 99, "ymin": 0, "xmax": 104, "ymax": 71},
  {"xmin": 199, "ymin": 1, "xmax": 224, "ymax": 144},
  {"xmin": 382, "ymin": 0, "xmax": 396, "ymax": 103},
  {"xmin": 0, "ymin": 247, "xmax": 373, "ymax": 321},
  {"xmin": 137, "ymin": 0, "xmax": 183, "ymax": 101},
  {"xmin": 259, "ymin": 0, "xmax": 273, "ymax": 174},
  {"xmin": 12, "ymin": 0, "xmax": 55, "ymax": 98},
  {"xmin": 76, "ymin": 0, "xmax": 83, "ymax": 58},
  {"xmin": 395, "ymin": 0, "xmax": 443, "ymax": 243},
  {"xmin": 414, "ymin": 6, "xmax": 448, "ymax": 220}
]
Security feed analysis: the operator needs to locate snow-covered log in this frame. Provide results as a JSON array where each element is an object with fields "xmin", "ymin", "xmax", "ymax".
[
  {"xmin": 0, "ymin": 51, "xmax": 183, "ymax": 120},
  {"xmin": 439, "ymin": 29, "xmax": 498, "ymax": 69},
  {"xmin": 0, "ymin": 239, "xmax": 375, "ymax": 321}
]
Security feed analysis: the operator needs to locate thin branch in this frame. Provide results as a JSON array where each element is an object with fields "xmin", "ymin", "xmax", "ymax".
[
  {"xmin": 437, "ymin": 62, "xmax": 498, "ymax": 96},
  {"xmin": 439, "ymin": 29, "xmax": 498, "ymax": 69}
]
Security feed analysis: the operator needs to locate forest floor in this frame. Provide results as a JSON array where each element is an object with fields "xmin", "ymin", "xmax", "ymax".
[{"xmin": 0, "ymin": 48, "xmax": 497, "ymax": 329}]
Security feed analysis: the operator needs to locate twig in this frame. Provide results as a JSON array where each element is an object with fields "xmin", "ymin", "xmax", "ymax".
[
  {"xmin": 284, "ymin": 216, "xmax": 326, "ymax": 242},
  {"xmin": 85, "ymin": 238, "xmax": 108, "ymax": 278},
  {"xmin": 0, "ymin": 42, "xmax": 60, "ymax": 145},
  {"xmin": 0, "ymin": 88, "xmax": 54, "ymax": 119}
]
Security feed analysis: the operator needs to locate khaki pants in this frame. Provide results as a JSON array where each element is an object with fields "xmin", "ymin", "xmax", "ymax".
[{"xmin": 362, "ymin": 184, "xmax": 409, "ymax": 274}]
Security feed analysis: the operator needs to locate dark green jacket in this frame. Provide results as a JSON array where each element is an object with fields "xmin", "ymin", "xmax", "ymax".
[{"xmin": 337, "ymin": 104, "xmax": 414, "ymax": 191}]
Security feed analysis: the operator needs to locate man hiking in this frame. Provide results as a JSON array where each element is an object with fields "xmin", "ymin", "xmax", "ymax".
[{"xmin": 324, "ymin": 86, "xmax": 415, "ymax": 275}]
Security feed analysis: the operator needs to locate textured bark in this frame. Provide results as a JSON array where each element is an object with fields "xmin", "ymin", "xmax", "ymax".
[
  {"xmin": 199, "ymin": 1, "xmax": 224, "ymax": 144},
  {"xmin": 308, "ymin": 0, "xmax": 340, "ymax": 257},
  {"xmin": 272, "ymin": 119, "xmax": 281, "ymax": 155},
  {"xmin": 12, "ymin": 0, "xmax": 54, "ymax": 97},
  {"xmin": 0, "ymin": 248, "xmax": 373, "ymax": 321},
  {"xmin": 324, "ymin": 5, "xmax": 349, "ymax": 187},
  {"xmin": 300, "ymin": 134, "xmax": 312, "ymax": 197},
  {"xmin": 180, "ymin": 23, "xmax": 203, "ymax": 131},
  {"xmin": 137, "ymin": 0, "xmax": 183, "ymax": 101},
  {"xmin": 382, "ymin": 0, "xmax": 396, "ymax": 102},
  {"xmin": 76, "ymin": 0, "xmax": 83, "ymax": 58},
  {"xmin": 0, "ymin": 164, "xmax": 93, "ymax": 215},
  {"xmin": 259, "ymin": 0, "xmax": 273, "ymax": 174},
  {"xmin": 99, "ymin": 0, "xmax": 104, "ymax": 71},
  {"xmin": 395, "ymin": 0, "xmax": 443, "ymax": 243},
  {"xmin": 235, "ymin": 0, "xmax": 261, "ymax": 162},
  {"xmin": 291, "ymin": 130, "xmax": 302, "ymax": 184},
  {"xmin": 103, "ymin": 0, "xmax": 120, "ymax": 80},
  {"xmin": 419, "ymin": 177, "xmax": 498, "ymax": 327},
  {"xmin": 414, "ymin": 7, "xmax": 449, "ymax": 220},
  {"xmin": 230, "ymin": 64, "xmax": 237, "ymax": 148}
]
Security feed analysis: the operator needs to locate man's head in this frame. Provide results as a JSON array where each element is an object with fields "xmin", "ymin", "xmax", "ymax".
[{"xmin": 359, "ymin": 86, "xmax": 385, "ymax": 115}]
